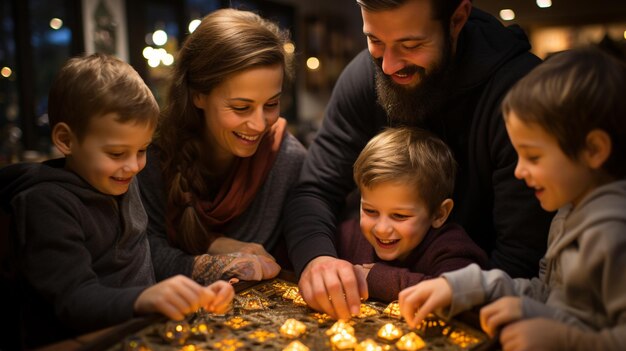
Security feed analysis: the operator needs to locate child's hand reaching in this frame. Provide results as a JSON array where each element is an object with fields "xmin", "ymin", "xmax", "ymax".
[
  {"xmin": 479, "ymin": 296, "xmax": 522, "ymax": 337},
  {"xmin": 499, "ymin": 318, "xmax": 566, "ymax": 351},
  {"xmin": 134, "ymin": 275, "xmax": 234, "ymax": 321},
  {"xmin": 398, "ymin": 277, "xmax": 452, "ymax": 328}
]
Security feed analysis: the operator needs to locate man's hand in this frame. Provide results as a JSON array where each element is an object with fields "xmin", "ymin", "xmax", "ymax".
[
  {"xmin": 398, "ymin": 277, "xmax": 452, "ymax": 328},
  {"xmin": 298, "ymin": 256, "xmax": 368, "ymax": 320}
]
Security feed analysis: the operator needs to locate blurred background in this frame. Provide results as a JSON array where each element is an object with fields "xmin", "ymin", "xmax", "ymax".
[{"xmin": 1, "ymin": 0, "xmax": 625, "ymax": 165}]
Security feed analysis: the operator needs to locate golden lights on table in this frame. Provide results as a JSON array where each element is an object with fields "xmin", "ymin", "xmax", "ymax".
[
  {"xmin": 383, "ymin": 301, "xmax": 401, "ymax": 319},
  {"xmin": 377, "ymin": 323, "xmax": 403, "ymax": 341},
  {"xmin": 190, "ymin": 320, "xmax": 211, "ymax": 335},
  {"xmin": 161, "ymin": 320, "xmax": 191, "ymax": 345},
  {"xmin": 223, "ymin": 316, "xmax": 251, "ymax": 330},
  {"xmin": 355, "ymin": 338, "xmax": 383, "ymax": 351},
  {"xmin": 310, "ymin": 312, "xmax": 332, "ymax": 324},
  {"xmin": 395, "ymin": 332, "xmax": 426, "ymax": 351},
  {"xmin": 212, "ymin": 338, "xmax": 243, "ymax": 351},
  {"xmin": 330, "ymin": 329, "xmax": 358, "ymax": 350},
  {"xmin": 418, "ymin": 313, "xmax": 446, "ymax": 337},
  {"xmin": 240, "ymin": 295, "xmax": 267, "ymax": 311},
  {"xmin": 448, "ymin": 329, "xmax": 481, "ymax": 348},
  {"xmin": 357, "ymin": 303, "xmax": 379, "ymax": 318},
  {"xmin": 279, "ymin": 318, "xmax": 307, "ymax": 338},
  {"xmin": 247, "ymin": 329, "xmax": 277, "ymax": 342},
  {"xmin": 282, "ymin": 340, "xmax": 310, "ymax": 351},
  {"xmin": 325, "ymin": 320, "xmax": 355, "ymax": 336},
  {"xmin": 326, "ymin": 320, "xmax": 357, "ymax": 350},
  {"xmin": 123, "ymin": 336, "xmax": 150, "ymax": 351},
  {"xmin": 282, "ymin": 286, "xmax": 300, "ymax": 300}
]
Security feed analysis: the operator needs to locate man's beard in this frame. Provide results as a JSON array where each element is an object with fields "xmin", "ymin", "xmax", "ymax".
[{"xmin": 374, "ymin": 37, "xmax": 453, "ymax": 127}]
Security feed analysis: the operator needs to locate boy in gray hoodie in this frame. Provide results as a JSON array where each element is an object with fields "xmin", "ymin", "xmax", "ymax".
[{"xmin": 398, "ymin": 47, "xmax": 626, "ymax": 350}]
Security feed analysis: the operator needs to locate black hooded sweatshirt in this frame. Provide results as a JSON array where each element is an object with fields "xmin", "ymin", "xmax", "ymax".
[
  {"xmin": 284, "ymin": 8, "xmax": 554, "ymax": 279},
  {"xmin": 0, "ymin": 158, "xmax": 154, "ymax": 348}
]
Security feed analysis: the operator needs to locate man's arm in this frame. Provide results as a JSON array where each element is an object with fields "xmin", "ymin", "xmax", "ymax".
[
  {"xmin": 282, "ymin": 50, "xmax": 384, "ymax": 319},
  {"xmin": 283, "ymin": 49, "xmax": 385, "ymax": 276}
]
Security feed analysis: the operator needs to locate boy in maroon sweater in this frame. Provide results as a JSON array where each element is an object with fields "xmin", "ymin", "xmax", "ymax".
[{"xmin": 337, "ymin": 127, "xmax": 487, "ymax": 302}]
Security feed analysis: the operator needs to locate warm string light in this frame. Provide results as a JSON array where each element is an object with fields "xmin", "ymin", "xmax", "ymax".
[
  {"xmin": 395, "ymin": 332, "xmax": 426, "ymax": 351},
  {"xmin": 377, "ymin": 323, "xmax": 403, "ymax": 341},
  {"xmin": 279, "ymin": 318, "xmax": 307, "ymax": 338}
]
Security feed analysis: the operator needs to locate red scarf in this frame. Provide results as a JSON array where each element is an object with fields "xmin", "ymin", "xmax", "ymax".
[{"xmin": 168, "ymin": 118, "xmax": 287, "ymax": 248}]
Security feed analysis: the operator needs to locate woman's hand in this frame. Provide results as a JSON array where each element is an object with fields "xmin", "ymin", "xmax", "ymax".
[
  {"xmin": 208, "ymin": 237, "xmax": 274, "ymax": 260},
  {"xmin": 192, "ymin": 253, "xmax": 281, "ymax": 285}
]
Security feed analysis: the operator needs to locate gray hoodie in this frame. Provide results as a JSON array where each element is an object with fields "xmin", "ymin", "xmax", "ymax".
[{"xmin": 443, "ymin": 180, "xmax": 626, "ymax": 350}]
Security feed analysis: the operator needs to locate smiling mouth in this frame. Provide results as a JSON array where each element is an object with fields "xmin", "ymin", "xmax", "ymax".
[
  {"xmin": 112, "ymin": 176, "xmax": 131, "ymax": 182},
  {"xmin": 234, "ymin": 131, "xmax": 260, "ymax": 142},
  {"xmin": 376, "ymin": 238, "xmax": 399, "ymax": 247}
]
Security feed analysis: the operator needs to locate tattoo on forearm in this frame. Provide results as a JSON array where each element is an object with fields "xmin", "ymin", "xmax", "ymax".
[
  {"xmin": 192, "ymin": 254, "xmax": 236, "ymax": 285},
  {"xmin": 192, "ymin": 253, "xmax": 261, "ymax": 285}
]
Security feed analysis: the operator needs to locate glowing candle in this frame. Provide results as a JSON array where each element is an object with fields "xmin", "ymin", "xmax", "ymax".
[
  {"xmin": 395, "ymin": 332, "xmax": 426, "ymax": 351},
  {"xmin": 358, "ymin": 304, "xmax": 378, "ymax": 318},
  {"xmin": 283, "ymin": 340, "xmax": 310, "ymax": 351},
  {"xmin": 377, "ymin": 323, "xmax": 403, "ymax": 341},
  {"xmin": 280, "ymin": 318, "xmax": 307, "ymax": 338},
  {"xmin": 330, "ymin": 329, "xmax": 357, "ymax": 350},
  {"xmin": 383, "ymin": 301, "xmax": 401, "ymax": 319},
  {"xmin": 325, "ymin": 320, "xmax": 355, "ymax": 336},
  {"xmin": 292, "ymin": 293, "xmax": 308, "ymax": 306},
  {"xmin": 223, "ymin": 316, "xmax": 250, "ymax": 330},
  {"xmin": 355, "ymin": 338, "xmax": 383, "ymax": 351},
  {"xmin": 282, "ymin": 287, "xmax": 300, "ymax": 300}
]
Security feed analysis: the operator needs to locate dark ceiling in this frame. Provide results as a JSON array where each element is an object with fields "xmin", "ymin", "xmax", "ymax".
[{"xmin": 473, "ymin": 0, "xmax": 626, "ymax": 27}]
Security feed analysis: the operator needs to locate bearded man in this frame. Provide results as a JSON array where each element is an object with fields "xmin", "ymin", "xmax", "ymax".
[{"xmin": 283, "ymin": 0, "xmax": 553, "ymax": 320}]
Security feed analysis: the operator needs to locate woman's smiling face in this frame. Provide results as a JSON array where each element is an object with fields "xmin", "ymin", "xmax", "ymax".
[{"xmin": 193, "ymin": 64, "xmax": 284, "ymax": 163}]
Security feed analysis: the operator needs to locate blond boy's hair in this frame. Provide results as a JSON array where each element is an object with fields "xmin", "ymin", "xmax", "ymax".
[{"xmin": 353, "ymin": 127, "xmax": 457, "ymax": 215}]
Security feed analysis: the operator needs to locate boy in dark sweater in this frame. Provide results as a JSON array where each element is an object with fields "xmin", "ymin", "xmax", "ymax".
[
  {"xmin": 0, "ymin": 53, "xmax": 233, "ymax": 348},
  {"xmin": 337, "ymin": 127, "xmax": 487, "ymax": 303}
]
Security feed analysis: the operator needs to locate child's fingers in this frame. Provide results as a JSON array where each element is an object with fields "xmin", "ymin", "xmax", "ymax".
[
  {"xmin": 398, "ymin": 287, "xmax": 429, "ymax": 328},
  {"xmin": 480, "ymin": 304, "xmax": 497, "ymax": 337},
  {"xmin": 205, "ymin": 281, "xmax": 235, "ymax": 313}
]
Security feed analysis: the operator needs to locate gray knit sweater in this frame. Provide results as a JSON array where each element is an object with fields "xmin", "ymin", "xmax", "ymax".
[{"xmin": 138, "ymin": 132, "xmax": 306, "ymax": 280}]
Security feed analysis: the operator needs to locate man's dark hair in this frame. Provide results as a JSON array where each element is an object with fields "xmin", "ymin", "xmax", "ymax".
[{"xmin": 356, "ymin": 0, "xmax": 464, "ymax": 24}]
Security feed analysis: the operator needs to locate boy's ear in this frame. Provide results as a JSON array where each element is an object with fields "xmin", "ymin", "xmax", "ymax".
[
  {"xmin": 51, "ymin": 122, "xmax": 74, "ymax": 156},
  {"xmin": 431, "ymin": 198, "xmax": 454, "ymax": 229},
  {"xmin": 583, "ymin": 129, "xmax": 611, "ymax": 170}
]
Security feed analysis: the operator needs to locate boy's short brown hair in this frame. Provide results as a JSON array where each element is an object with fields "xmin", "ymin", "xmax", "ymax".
[
  {"xmin": 47, "ymin": 53, "xmax": 159, "ymax": 141},
  {"xmin": 502, "ymin": 47, "xmax": 626, "ymax": 178},
  {"xmin": 353, "ymin": 127, "xmax": 457, "ymax": 215}
]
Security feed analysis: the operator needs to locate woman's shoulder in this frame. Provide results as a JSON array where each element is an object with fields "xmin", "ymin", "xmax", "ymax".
[
  {"xmin": 281, "ymin": 130, "xmax": 307, "ymax": 155},
  {"xmin": 276, "ymin": 130, "xmax": 307, "ymax": 166}
]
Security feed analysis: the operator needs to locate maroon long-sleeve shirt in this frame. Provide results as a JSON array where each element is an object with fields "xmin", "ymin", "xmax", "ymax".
[{"xmin": 337, "ymin": 219, "xmax": 488, "ymax": 302}]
